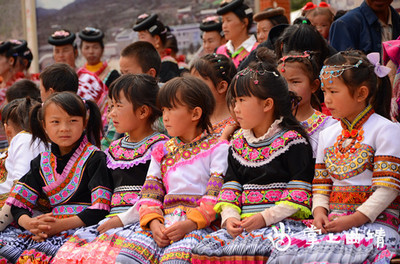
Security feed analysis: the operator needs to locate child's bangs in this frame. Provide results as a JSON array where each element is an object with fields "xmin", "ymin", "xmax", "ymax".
[
  {"xmin": 229, "ymin": 72, "xmax": 255, "ymax": 99},
  {"xmin": 157, "ymin": 81, "xmax": 183, "ymax": 109},
  {"xmin": 45, "ymin": 93, "xmax": 86, "ymax": 119}
]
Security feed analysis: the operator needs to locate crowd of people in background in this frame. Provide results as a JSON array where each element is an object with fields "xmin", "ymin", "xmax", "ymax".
[{"xmin": 0, "ymin": 0, "xmax": 399, "ymax": 263}]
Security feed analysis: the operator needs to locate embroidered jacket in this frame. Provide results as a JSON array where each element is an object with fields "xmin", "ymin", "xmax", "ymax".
[
  {"xmin": 313, "ymin": 105, "xmax": 400, "ymax": 229},
  {"xmin": 8, "ymin": 135, "xmax": 113, "ymax": 226},
  {"xmin": 215, "ymin": 128, "xmax": 314, "ymax": 219},
  {"xmin": 104, "ymin": 133, "xmax": 169, "ymax": 219},
  {"xmin": 138, "ymin": 133, "xmax": 229, "ymax": 230},
  {"xmin": 300, "ymin": 110, "xmax": 337, "ymax": 158}
]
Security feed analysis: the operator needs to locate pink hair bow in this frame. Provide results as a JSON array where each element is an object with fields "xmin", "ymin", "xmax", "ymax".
[{"xmin": 367, "ymin": 52, "xmax": 391, "ymax": 78}]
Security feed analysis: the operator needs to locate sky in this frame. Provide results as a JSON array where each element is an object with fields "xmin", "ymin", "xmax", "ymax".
[{"xmin": 36, "ymin": 0, "xmax": 75, "ymax": 10}]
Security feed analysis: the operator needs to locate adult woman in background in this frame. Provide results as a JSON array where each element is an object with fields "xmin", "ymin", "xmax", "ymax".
[{"xmin": 216, "ymin": 0, "xmax": 258, "ymax": 68}]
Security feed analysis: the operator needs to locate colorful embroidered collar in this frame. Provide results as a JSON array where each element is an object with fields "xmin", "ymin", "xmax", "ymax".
[{"xmin": 340, "ymin": 105, "xmax": 374, "ymax": 131}]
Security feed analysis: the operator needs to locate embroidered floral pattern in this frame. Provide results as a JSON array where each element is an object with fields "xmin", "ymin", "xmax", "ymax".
[
  {"xmin": 111, "ymin": 191, "xmax": 140, "ymax": 207},
  {"xmin": 8, "ymin": 182, "xmax": 39, "ymax": 209},
  {"xmin": 160, "ymin": 134, "xmax": 218, "ymax": 177},
  {"xmin": 231, "ymin": 130, "xmax": 305, "ymax": 166},
  {"xmin": 89, "ymin": 186, "xmax": 112, "ymax": 210},
  {"xmin": 106, "ymin": 133, "xmax": 168, "ymax": 169},
  {"xmin": 301, "ymin": 111, "xmax": 329, "ymax": 136},
  {"xmin": 41, "ymin": 143, "xmax": 97, "ymax": 205},
  {"xmin": 52, "ymin": 204, "xmax": 87, "ymax": 218},
  {"xmin": 216, "ymin": 181, "xmax": 243, "ymax": 210}
]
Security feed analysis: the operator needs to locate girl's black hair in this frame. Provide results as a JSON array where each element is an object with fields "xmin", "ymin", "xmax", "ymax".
[
  {"xmin": 190, "ymin": 53, "xmax": 237, "ymax": 88},
  {"xmin": 323, "ymin": 50, "xmax": 392, "ymax": 119},
  {"xmin": 30, "ymin": 92, "xmax": 103, "ymax": 147},
  {"xmin": 158, "ymin": 76, "xmax": 216, "ymax": 133},
  {"xmin": 2, "ymin": 97, "xmax": 40, "ymax": 132},
  {"xmin": 110, "ymin": 74, "xmax": 161, "ymax": 124},
  {"xmin": 275, "ymin": 24, "xmax": 329, "ymax": 70},
  {"xmin": 0, "ymin": 42, "xmax": 18, "ymax": 67},
  {"xmin": 278, "ymin": 50, "xmax": 322, "ymax": 111},
  {"xmin": 228, "ymin": 49, "xmax": 310, "ymax": 141}
]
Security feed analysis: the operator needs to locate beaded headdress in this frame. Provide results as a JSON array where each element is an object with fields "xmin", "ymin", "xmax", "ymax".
[
  {"xmin": 236, "ymin": 67, "xmax": 279, "ymax": 85},
  {"xmin": 279, "ymin": 51, "xmax": 311, "ymax": 72},
  {"xmin": 319, "ymin": 60, "xmax": 362, "ymax": 87}
]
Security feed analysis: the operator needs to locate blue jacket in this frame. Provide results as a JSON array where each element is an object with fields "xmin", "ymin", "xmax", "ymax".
[{"xmin": 329, "ymin": 1, "xmax": 400, "ymax": 54}]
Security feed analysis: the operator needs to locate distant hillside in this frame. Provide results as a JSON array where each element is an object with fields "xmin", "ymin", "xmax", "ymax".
[{"xmin": 36, "ymin": 0, "xmax": 228, "ymax": 46}]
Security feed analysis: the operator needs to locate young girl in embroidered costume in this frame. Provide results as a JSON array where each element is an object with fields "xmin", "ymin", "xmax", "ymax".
[
  {"xmin": 0, "ymin": 98, "xmax": 47, "ymax": 229},
  {"xmin": 191, "ymin": 55, "xmax": 314, "ymax": 263},
  {"xmin": 190, "ymin": 53, "xmax": 237, "ymax": 137},
  {"xmin": 0, "ymin": 92, "xmax": 113, "ymax": 263},
  {"xmin": 53, "ymin": 74, "xmax": 169, "ymax": 263},
  {"xmin": 278, "ymin": 51, "xmax": 336, "ymax": 157},
  {"xmin": 268, "ymin": 50, "xmax": 400, "ymax": 264},
  {"xmin": 111, "ymin": 76, "xmax": 229, "ymax": 263}
]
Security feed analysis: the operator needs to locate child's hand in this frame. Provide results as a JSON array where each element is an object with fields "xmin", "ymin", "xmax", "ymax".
[
  {"xmin": 313, "ymin": 207, "xmax": 329, "ymax": 233},
  {"xmin": 241, "ymin": 213, "xmax": 266, "ymax": 233},
  {"xmin": 29, "ymin": 213, "xmax": 56, "ymax": 241},
  {"xmin": 163, "ymin": 220, "xmax": 197, "ymax": 242},
  {"xmin": 97, "ymin": 216, "xmax": 123, "ymax": 234},
  {"xmin": 324, "ymin": 211, "xmax": 369, "ymax": 233},
  {"xmin": 225, "ymin": 217, "xmax": 243, "ymax": 238},
  {"xmin": 220, "ymin": 123, "xmax": 239, "ymax": 141},
  {"xmin": 149, "ymin": 219, "xmax": 170, "ymax": 248}
]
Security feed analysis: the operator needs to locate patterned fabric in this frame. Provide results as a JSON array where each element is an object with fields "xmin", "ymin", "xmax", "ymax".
[
  {"xmin": 268, "ymin": 106, "xmax": 400, "ymax": 263},
  {"xmin": 192, "ymin": 126, "xmax": 314, "ymax": 262},
  {"xmin": 300, "ymin": 111, "xmax": 337, "ymax": 158},
  {"xmin": 212, "ymin": 117, "xmax": 235, "ymax": 138},
  {"xmin": 52, "ymin": 220, "xmax": 141, "ymax": 264},
  {"xmin": 139, "ymin": 134, "xmax": 228, "ymax": 223},
  {"xmin": 52, "ymin": 133, "xmax": 169, "ymax": 263},
  {"xmin": 114, "ymin": 132, "xmax": 229, "ymax": 263},
  {"xmin": 268, "ymin": 219, "xmax": 398, "ymax": 264},
  {"xmin": 115, "ymin": 226, "xmax": 216, "ymax": 264},
  {"xmin": 192, "ymin": 219, "xmax": 305, "ymax": 263},
  {"xmin": 76, "ymin": 68, "xmax": 108, "ymax": 126},
  {"xmin": 0, "ymin": 135, "xmax": 113, "ymax": 263},
  {"xmin": 105, "ymin": 133, "xmax": 169, "ymax": 170}
]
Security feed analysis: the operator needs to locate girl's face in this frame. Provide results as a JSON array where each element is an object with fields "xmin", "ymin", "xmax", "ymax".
[
  {"xmin": 321, "ymin": 70, "xmax": 363, "ymax": 122},
  {"xmin": 202, "ymin": 31, "xmax": 224, "ymax": 54},
  {"xmin": 234, "ymin": 94, "xmax": 269, "ymax": 134},
  {"xmin": 309, "ymin": 14, "xmax": 331, "ymax": 39},
  {"xmin": 278, "ymin": 62, "xmax": 318, "ymax": 108},
  {"xmin": 43, "ymin": 102, "xmax": 85, "ymax": 156},
  {"xmin": 256, "ymin": 19, "xmax": 274, "ymax": 43},
  {"xmin": 81, "ymin": 41, "xmax": 103, "ymax": 66},
  {"xmin": 0, "ymin": 54, "xmax": 11, "ymax": 77},
  {"xmin": 162, "ymin": 101, "xmax": 199, "ymax": 141},
  {"xmin": 110, "ymin": 91, "xmax": 142, "ymax": 135},
  {"xmin": 222, "ymin": 12, "xmax": 247, "ymax": 41}
]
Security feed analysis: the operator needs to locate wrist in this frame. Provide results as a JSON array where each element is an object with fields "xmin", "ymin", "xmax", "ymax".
[
  {"xmin": 186, "ymin": 219, "xmax": 198, "ymax": 230},
  {"xmin": 18, "ymin": 214, "xmax": 31, "ymax": 229},
  {"xmin": 149, "ymin": 219, "xmax": 161, "ymax": 230},
  {"xmin": 313, "ymin": 207, "xmax": 328, "ymax": 218}
]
